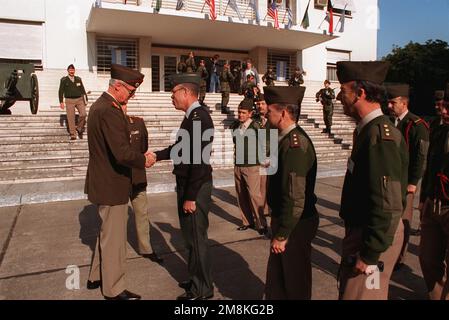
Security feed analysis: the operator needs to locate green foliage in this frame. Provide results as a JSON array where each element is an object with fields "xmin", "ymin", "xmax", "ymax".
[{"xmin": 382, "ymin": 40, "xmax": 449, "ymax": 116}]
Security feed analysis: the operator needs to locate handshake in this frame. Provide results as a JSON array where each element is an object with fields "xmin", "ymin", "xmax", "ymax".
[{"xmin": 144, "ymin": 151, "xmax": 157, "ymax": 168}]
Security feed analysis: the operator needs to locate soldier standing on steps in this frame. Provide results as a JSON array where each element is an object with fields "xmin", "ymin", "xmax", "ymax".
[
  {"xmin": 58, "ymin": 64, "xmax": 88, "ymax": 140},
  {"xmin": 220, "ymin": 62, "xmax": 235, "ymax": 114},
  {"xmin": 197, "ymin": 59, "xmax": 209, "ymax": 106},
  {"xmin": 315, "ymin": 80, "xmax": 335, "ymax": 135}
]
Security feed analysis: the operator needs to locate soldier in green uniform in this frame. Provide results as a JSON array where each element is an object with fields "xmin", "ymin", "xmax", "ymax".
[
  {"xmin": 264, "ymin": 86, "xmax": 319, "ymax": 300},
  {"xmin": 418, "ymin": 83, "xmax": 449, "ymax": 300},
  {"xmin": 197, "ymin": 59, "xmax": 209, "ymax": 106},
  {"xmin": 288, "ymin": 67, "xmax": 305, "ymax": 87},
  {"xmin": 336, "ymin": 61, "xmax": 409, "ymax": 300},
  {"xmin": 220, "ymin": 62, "xmax": 235, "ymax": 114},
  {"xmin": 315, "ymin": 80, "xmax": 336, "ymax": 134},
  {"xmin": 262, "ymin": 66, "xmax": 276, "ymax": 86},
  {"xmin": 185, "ymin": 51, "xmax": 196, "ymax": 73},
  {"xmin": 255, "ymin": 94, "xmax": 270, "ymax": 216},
  {"xmin": 431, "ymin": 90, "xmax": 445, "ymax": 131},
  {"xmin": 151, "ymin": 73, "xmax": 215, "ymax": 300},
  {"xmin": 58, "ymin": 64, "xmax": 88, "ymax": 140},
  {"xmin": 177, "ymin": 57, "xmax": 187, "ymax": 73},
  {"xmin": 385, "ymin": 84, "xmax": 430, "ymax": 271},
  {"xmin": 120, "ymin": 104, "xmax": 164, "ymax": 264},
  {"xmin": 229, "ymin": 98, "xmax": 268, "ymax": 235}
]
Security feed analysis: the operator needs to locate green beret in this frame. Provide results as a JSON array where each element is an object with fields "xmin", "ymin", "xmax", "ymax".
[
  {"xmin": 264, "ymin": 86, "xmax": 305, "ymax": 105},
  {"xmin": 111, "ymin": 64, "xmax": 144, "ymax": 88},
  {"xmin": 434, "ymin": 90, "xmax": 444, "ymax": 101},
  {"xmin": 168, "ymin": 73, "xmax": 201, "ymax": 87},
  {"xmin": 336, "ymin": 61, "xmax": 390, "ymax": 85},
  {"xmin": 385, "ymin": 83, "xmax": 409, "ymax": 99},
  {"xmin": 238, "ymin": 98, "xmax": 254, "ymax": 111}
]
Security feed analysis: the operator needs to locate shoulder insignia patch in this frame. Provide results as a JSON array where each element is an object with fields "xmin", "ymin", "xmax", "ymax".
[
  {"xmin": 290, "ymin": 132, "xmax": 301, "ymax": 148},
  {"xmin": 192, "ymin": 111, "xmax": 201, "ymax": 121},
  {"xmin": 380, "ymin": 123, "xmax": 394, "ymax": 141}
]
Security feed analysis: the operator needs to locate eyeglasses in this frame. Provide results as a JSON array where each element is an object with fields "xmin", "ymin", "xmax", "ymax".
[
  {"xmin": 119, "ymin": 82, "xmax": 136, "ymax": 96},
  {"xmin": 171, "ymin": 87, "xmax": 186, "ymax": 95}
]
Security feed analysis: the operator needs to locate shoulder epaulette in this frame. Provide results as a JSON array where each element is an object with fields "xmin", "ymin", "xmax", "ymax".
[
  {"xmin": 414, "ymin": 118, "xmax": 430, "ymax": 129},
  {"xmin": 290, "ymin": 131, "xmax": 301, "ymax": 148},
  {"xmin": 380, "ymin": 123, "xmax": 394, "ymax": 141},
  {"xmin": 192, "ymin": 110, "xmax": 201, "ymax": 121}
]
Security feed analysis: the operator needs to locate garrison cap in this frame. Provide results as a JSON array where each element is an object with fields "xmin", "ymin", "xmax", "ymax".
[
  {"xmin": 435, "ymin": 90, "xmax": 444, "ymax": 101},
  {"xmin": 385, "ymin": 83, "xmax": 410, "ymax": 99},
  {"xmin": 111, "ymin": 64, "xmax": 144, "ymax": 88},
  {"xmin": 238, "ymin": 98, "xmax": 254, "ymax": 111},
  {"xmin": 445, "ymin": 83, "xmax": 449, "ymax": 102},
  {"xmin": 264, "ymin": 86, "xmax": 305, "ymax": 106},
  {"xmin": 67, "ymin": 64, "xmax": 75, "ymax": 70},
  {"xmin": 336, "ymin": 61, "xmax": 390, "ymax": 85},
  {"xmin": 168, "ymin": 73, "xmax": 201, "ymax": 87}
]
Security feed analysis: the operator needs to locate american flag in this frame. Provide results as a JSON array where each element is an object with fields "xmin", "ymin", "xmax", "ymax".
[
  {"xmin": 267, "ymin": 1, "xmax": 279, "ymax": 30},
  {"xmin": 205, "ymin": 0, "xmax": 217, "ymax": 20}
]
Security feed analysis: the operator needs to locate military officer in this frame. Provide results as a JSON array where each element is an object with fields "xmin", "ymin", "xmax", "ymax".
[
  {"xmin": 85, "ymin": 64, "xmax": 154, "ymax": 300},
  {"xmin": 336, "ymin": 61, "xmax": 409, "ymax": 300},
  {"xmin": 431, "ymin": 90, "xmax": 445, "ymax": 132},
  {"xmin": 230, "ymin": 98, "xmax": 268, "ymax": 235},
  {"xmin": 197, "ymin": 59, "xmax": 209, "ymax": 106},
  {"xmin": 150, "ymin": 73, "xmax": 215, "ymax": 300},
  {"xmin": 177, "ymin": 57, "xmax": 187, "ymax": 73},
  {"xmin": 385, "ymin": 83, "xmax": 429, "ymax": 271},
  {"xmin": 264, "ymin": 86, "xmax": 319, "ymax": 300},
  {"xmin": 418, "ymin": 83, "xmax": 449, "ymax": 300},
  {"xmin": 58, "ymin": 64, "xmax": 88, "ymax": 140},
  {"xmin": 220, "ymin": 62, "xmax": 235, "ymax": 114},
  {"xmin": 121, "ymin": 104, "xmax": 164, "ymax": 264},
  {"xmin": 186, "ymin": 51, "xmax": 196, "ymax": 72},
  {"xmin": 315, "ymin": 80, "xmax": 336, "ymax": 134},
  {"xmin": 262, "ymin": 66, "xmax": 276, "ymax": 86}
]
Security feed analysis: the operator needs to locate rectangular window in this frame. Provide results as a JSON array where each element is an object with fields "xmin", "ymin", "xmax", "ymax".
[
  {"xmin": 164, "ymin": 56, "xmax": 177, "ymax": 92},
  {"xmin": 96, "ymin": 37, "xmax": 139, "ymax": 74},
  {"xmin": 267, "ymin": 50, "xmax": 296, "ymax": 82},
  {"xmin": 151, "ymin": 55, "xmax": 160, "ymax": 92},
  {"xmin": 326, "ymin": 49, "xmax": 350, "ymax": 81}
]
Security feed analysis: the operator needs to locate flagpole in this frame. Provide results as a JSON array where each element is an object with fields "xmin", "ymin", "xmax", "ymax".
[
  {"xmin": 281, "ymin": 9, "xmax": 287, "ymax": 24},
  {"xmin": 223, "ymin": 0, "xmax": 229, "ymax": 15},
  {"xmin": 201, "ymin": 1, "xmax": 206, "ymax": 13}
]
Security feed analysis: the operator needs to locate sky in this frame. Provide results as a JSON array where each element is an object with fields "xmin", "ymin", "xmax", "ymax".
[{"xmin": 377, "ymin": 0, "xmax": 449, "ymax": 59}]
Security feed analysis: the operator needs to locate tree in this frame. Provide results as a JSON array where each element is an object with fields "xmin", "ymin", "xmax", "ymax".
[{"xmin": 383, "ymin": 40, "xmax": 449, "ymax": 116}]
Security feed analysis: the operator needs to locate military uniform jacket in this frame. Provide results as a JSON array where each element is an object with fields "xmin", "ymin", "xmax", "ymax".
[
  {"xmin": 230, "ymin": 120, "xmax": 260, "ymax": 167},
  {"xmin": 177, "ymin": 62, "xmax": 187, "ymax": 73},
  {"xmin": 262, "ymin": 71, "xmax": 276, "ymax": 86},
  {"xmin": 268, "ymin": 126, "xmax": 318, "ymax": 239},
  {"xmin": 186, "ymin": 57, "xmax": 196, "ymax": 72},
  {"xmin": 219, "ymin": 70, "xmax": 235, "ymax": 92},
  {"xmin": 58, "ymin": 76, "xmax": 87, "ymax": 103},
  {"xmin": 197, "ymin": 66, "xmax": 209, "ymax": 87},
  {"xmin": 396, "ymin": 112, "xmax": 429, "ymax": 185},
  {"xmin": 420, "ymin": 124, "xmax": 449, "ymax": 203},
  {"xmin": 315, "ymin": 88, "xmax": 335, "ymax": 106},
  {"xmin": 84, "ymin": 93, "xmax": 146, "ymax": 205},
  {"xmin": 128, "ymin": 116, "xmax": 149, "ymax": 187},
  {"xmin": 288, "ymin": 74, "xmax": 303, "ymax": 87},
  {"xmin": 340, "ymin": 115, "xmax": 409, "ymax": 264},
  {"xmin": 154, "ymin": 105, "xmax": 214, "ymax": 201}
]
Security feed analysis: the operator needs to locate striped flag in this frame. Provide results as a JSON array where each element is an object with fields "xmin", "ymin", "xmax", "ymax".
[
  {"xmin": 324, "ymin": 0, "xmax": 334, "ymax": 34},
  {"xmin": 267, "ymin": 1, "xmax": 279, "ymax": 30},
  {"xmin": 176, "ymin": 0, "xmax": 184, "ymax": 10},
  {"xmin": 301, "ymin": 0, "xmax": 310, "ymax": 29},
  {"xmin": 205, "ymin": 0, "xmax": 217, "ymax": 20},
  {"xmin": 335, "ymin": 4, "xmax": 347, "ymax": 32},
  {"xmin": 286, "ymin": 7, "xmax": 293, "ymax": 29},
  {"xmin": 228, "ymin": 0, "xmax": 243, "ymax": 20}
]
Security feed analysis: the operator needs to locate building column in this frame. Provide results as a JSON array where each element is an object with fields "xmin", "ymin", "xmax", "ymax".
[
  {"xmin": 258, "ymin": 0, "xmax": 268, "ymax": 22},
  {"xmin": 139, "ymin": 37, "xmax": 152, "ymax": 92}
]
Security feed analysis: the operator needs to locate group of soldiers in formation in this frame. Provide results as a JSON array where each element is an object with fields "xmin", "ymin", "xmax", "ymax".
[{"xmin": 59, "ymin": 57, "xmax": 448, "ymax": 300}]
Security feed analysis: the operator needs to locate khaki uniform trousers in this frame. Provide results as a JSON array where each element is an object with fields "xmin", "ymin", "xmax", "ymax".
[
  {"xmin": 419, "ymin": 198, "xmax": 449, "ymax": 300},
  {"xmin": 338, "ymin": 220, "xmax": 404, "ymax": 300},
  {"xmin": 260, "ymin": 171, "xmax": 270, "ymax": 216},
  {"xmin": 130, "ymin": 186, "xmax": 153, "ymax": 255},
  {"xmin": 65, "ymin": 97, "xmax": 86, "ymax": 137},
  {"xmin": 265, "ymin": 215, "xmax": 319, "ymax": 300},
  {"xmin": 234, "ymin": 166, "xmax": 267, "ymax": 229},
  {"xmin": 88, "ymin": 204, "xmax": 128, "ymax": 298},
  {"xmin": 397, "ymin": 192, "xmax": 415, "ymax": 264}
]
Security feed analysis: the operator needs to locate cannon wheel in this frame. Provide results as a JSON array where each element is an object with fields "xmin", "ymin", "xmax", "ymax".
[{"xmin": 30, "ymin": 74, "xmax": 39, "ymax": 114}]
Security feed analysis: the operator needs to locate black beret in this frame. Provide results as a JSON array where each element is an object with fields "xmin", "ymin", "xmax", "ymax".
[
  {"xmin": 111, "ymin": 64, "xmax": 144, "ymax": 88},
  {"xmin": 264, "ymin": 86, "xmax": 305, "ymax": 106},
  {"xmin": 434, "ymin": 90, "xmax": 444, "ymax": 101},
  {"xmin": 385, "ymin": 83, "xmax": 409, "ymax": 99},
  {"xmin": 337, "ymin": 61, "xmax": 390, "ymax": 85},
  {"xmin": 238, "ymin": 98, "xmax": 254, "ymax": 111},
  {"xmin": 445, "ymin": 83, "xmax": 449, "ymax": 102},
  {"xmin": 67, "ymin": 64, "xmax": 75, "ymax": 70},
  {"xmin": 168, "ymin": 73, "xmax": 201, "ymax": 87}
]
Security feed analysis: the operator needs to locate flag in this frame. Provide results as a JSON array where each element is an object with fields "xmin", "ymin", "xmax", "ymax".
[
  {"xmin": 228, "ymin": 0, "xmax": 243, "ymax": 21},
  {"xmin": 286, "ymin": 7, "xmax": 293, "ymax": 29},
  {"xmin": 335, "ymin": 4, "xmax": 346, "ymax": 32},
  {"xmin": 248, "ymin": 0, "xmax": 260, "ymax": 23},
  {"xmin": 324, "ymin": 0, "xmax": 334, "ymax": 34},
  {"xmin": 301, "ymin": 0, "xmax": 310, "ymax": 29},
  {"xmin": 155, "ymin": 0, "xmax": 162, "ymax": 12},
  {"xmin": 205, "ymin": 0, "xmax": 217, "ymax": 20},
  {"xmin": 267, "ymin": 1, "xmax": 279, "ymax": 30},
  {"xmin": 176, "ymin": 0, "xmax": 184, "ymax": 10}
]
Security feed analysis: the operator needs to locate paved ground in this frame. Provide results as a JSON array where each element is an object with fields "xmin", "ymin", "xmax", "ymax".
[{"xmin": 0, "ymin": 176, "xmax": 427, "ymax": 300}]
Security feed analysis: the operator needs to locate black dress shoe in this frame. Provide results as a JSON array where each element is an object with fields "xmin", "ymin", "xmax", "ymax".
[
  {"xmin": 77, "ymin": 129, "xmax": 84, "ymax": 139},
  {"xmin": 104, "ymin": 290, "xmax": 141, "ymax": 300},
  {"xmin": 87, "ymin": 280, "xmax": 101, "ymax": 290},
  {"xmin": 176, "ymin": 291, "xmax": 214, "ymax": 301},
  {"xmin": 178, "ymin": 280, "xmax": 192, "ymax": 290},
  {"xmin": 142, "ymin": 252, "xmax": 164, "ymax": 264}
]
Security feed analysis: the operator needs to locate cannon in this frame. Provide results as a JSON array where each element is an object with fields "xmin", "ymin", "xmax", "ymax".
[{"xmin": 0, "ymin": 63, "xmax": 39, "ymax": 114}]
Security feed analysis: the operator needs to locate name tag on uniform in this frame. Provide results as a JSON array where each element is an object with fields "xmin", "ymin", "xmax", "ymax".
[
  {"xmin": 347, "ymin": 158, "xmax": 355, "ymax": 173},
  {"xmin": 76, "ymin": 83, "xmax": 81, "ymax": 86}
]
